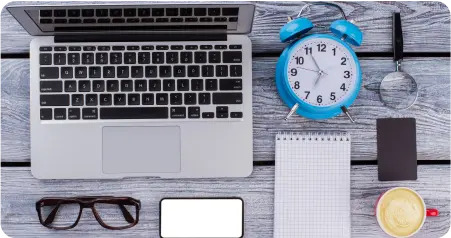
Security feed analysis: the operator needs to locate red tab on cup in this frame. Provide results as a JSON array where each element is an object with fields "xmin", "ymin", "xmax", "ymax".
[{"xmin": 426, "ymin": 209, "xmax": 439, "ymax": 217}]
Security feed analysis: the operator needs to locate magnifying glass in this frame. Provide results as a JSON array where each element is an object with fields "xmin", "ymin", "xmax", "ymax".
[{"xmin": 380, "ymin": 13, "xmax": 418, "ymax": 110}]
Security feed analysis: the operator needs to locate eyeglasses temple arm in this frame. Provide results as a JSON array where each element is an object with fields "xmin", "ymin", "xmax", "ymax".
[
  {"xmin": 119, "ymin": 204, "xmax": 135, "ymax": 223},
  {"xmin": 43, "ymin": 204, "xmax": 60, "ymax": 225}
]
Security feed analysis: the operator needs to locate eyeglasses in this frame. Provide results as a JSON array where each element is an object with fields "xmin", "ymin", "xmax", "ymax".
[{"xmin": 36, "ymin": 196, "xmax": 141, "ymax": 230}]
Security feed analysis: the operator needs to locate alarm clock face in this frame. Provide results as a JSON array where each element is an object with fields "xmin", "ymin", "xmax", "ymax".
[{"xmin": 286, "ymin": 36, "xmax": 359, "ymax": 107}]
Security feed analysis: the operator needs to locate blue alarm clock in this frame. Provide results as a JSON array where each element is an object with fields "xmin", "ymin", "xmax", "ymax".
[{"xmin": 276, "ymin": 3, "xmax": 363, "ymax": 122}]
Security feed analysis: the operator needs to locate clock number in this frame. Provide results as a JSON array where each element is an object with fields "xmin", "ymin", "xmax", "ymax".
[
  {"xmin": 304, "ymin": 91, "xmax": 310, "ymax": 99},
  {"xmin": 295, "ymin": 56, "xmax": 304, "ymax": 65},
  {"xmin": 294, "ymin": 81, "xmax": 300, "ymax": 89},
  {"xmin": 291, "ymin": 68, "xmax": 298, "ymax": 76},
  {"xmin": 317, "ymin": 43, "xmax": 326, "ymax": 52},
  {"xmin": 330, "ymin": 92, "xmax": 336, "ymax": 100},
  {"xmin": 332, "ymin": 48, "xmax": 337, "ymax": 56},
  {"xmin": 340, "ymin": 83, "xmax": 346, "ymax": 91},
  {"xmin": 317, "ymin": 95, "xmax": 323, "ymax": 103},
  {"xmin": 344, "ymin": 71, "xmax": 350, "ymax": 78},
  {"xmin": 341, "ymin": 57, "xmax": 347, "ymax": 65},
  {"xmin": 305, "ymin": 47, "xmax": 312, "ymax": 55}
]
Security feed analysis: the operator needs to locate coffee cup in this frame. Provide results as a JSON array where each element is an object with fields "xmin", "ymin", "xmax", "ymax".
[{"xmin": 375, "ymin": 187, "xmax": 439, "ymax": 237}]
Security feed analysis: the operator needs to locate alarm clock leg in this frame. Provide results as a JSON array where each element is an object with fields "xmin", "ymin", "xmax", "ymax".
[
  {"xmin": 284, "ymin": 103, "xmax": 299, "ymax": 121},
  {"xmin": 341, "ymin": 106, "xmax": 355, "ymax": 123}
]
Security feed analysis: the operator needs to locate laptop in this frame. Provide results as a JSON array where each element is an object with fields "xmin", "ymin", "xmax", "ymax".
[{"xmin": 7, "ymin": 4, "xmax": 255, "ymax": 179}]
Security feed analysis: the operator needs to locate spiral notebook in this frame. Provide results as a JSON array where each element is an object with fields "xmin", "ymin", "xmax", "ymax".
[{"xmin": 274, "ymin": 132, "xmax": 351, "ymax": 238}]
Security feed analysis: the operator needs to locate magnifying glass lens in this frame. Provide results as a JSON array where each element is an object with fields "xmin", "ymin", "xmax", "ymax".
[{"xmin": 380, "ymin": 72, "xmax": 418, "ymax": 110}]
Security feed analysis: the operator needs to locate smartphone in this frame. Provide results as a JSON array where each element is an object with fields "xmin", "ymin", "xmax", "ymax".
[{"xmin": 160, "ymin": 197, "xmax": 244, "ymax": 238}]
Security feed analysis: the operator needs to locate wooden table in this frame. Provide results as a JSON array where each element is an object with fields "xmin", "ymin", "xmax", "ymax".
[{"xmin": 1, "ymin": 2, "xmax": 450, "ymax": 237}]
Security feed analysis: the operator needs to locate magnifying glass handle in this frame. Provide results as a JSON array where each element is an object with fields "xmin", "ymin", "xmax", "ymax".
[
  {"xmin": 393, "ymin": 12, "xmax": 404, "ymax": 63},
  {"xmin": 341, "ymin": 106, "xmax": 355, "ymax": 123}
]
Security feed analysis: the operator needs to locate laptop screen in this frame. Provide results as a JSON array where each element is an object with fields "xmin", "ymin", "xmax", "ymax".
[{"xmin": 7, "ymin": 4, "xmax": 255, "ymax": 35}]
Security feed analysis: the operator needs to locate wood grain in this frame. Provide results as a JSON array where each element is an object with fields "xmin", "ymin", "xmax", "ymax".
[
  {"xmin": 1, "ymin": 58, "xmax": 449, "ymax": 162},
  {"xmin": 1, "ymin": 1, "xmax": 450, "ymax": 54},
  {"xmin": 1, "ymin": 165, "xmax": 449, "ymax": 237}
]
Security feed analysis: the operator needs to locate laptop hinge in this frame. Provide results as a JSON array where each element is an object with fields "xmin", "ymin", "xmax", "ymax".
[{"xmin": 54, "ymin": 33, "xmax": 227, "ymax": 43}]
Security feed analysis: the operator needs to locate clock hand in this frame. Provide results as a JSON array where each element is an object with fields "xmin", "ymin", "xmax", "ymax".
[
  {"xmin": 296, "ymin": 67, "xmax": 320, "ymax": 73},
  {"xmin": 313, "ymin": 73, "xmax": 322, "ymax": 87},
  {"xmin": 311, "ymin": 54, "xmax": 321, "ymax": 71}
]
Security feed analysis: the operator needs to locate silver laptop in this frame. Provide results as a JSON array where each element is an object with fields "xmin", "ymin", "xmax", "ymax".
[{"xmin": 7, "ymin": 4, "xmax": 254, "ymax": 179}]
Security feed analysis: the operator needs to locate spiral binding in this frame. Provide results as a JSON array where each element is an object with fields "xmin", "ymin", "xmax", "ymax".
[{"xmin": 275, "ymin": 131, "xmax": 350, "ymax": 142}]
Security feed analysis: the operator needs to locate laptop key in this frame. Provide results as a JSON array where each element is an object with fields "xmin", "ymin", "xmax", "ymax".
[
  {"xmin": 216, "ymin": 65, "xmax": 228, "ymax": 77},
  {"xmin": 68, "ymin": 108, "xmax": 81, "ymax": 120},
  {"xmin": 121, "ymin": 80, "xmax": 133, "ymax": 92},
  {"xmin": 124, "ymin": 8, "xmax": 136, "ymax": 17},
  {"xmin": 64, "ymin": 80, "xmax": 76, "ymax": 92},
  {"xmin": 110, "ymin": 52, "xmax": 122, "ymax": 64},
  {"xmin": 170, "ymin": 93, "xmax": 183, "ymax": 105},
  {"xmin": 131, "ymin": 66, "xmax": 144, "ymax": 78},
  {"xmin": 39, "ymin": 46, "xmax": 52, "ymax": 51},
  {"xmin": 223, "ymin": 51, "xmax": 242, "ymax": 63},
  {"xmin": 117, "ymin": 66, "xmax": 129, "ymax": 78},
  {"xmin": 191, "ymin": 79, "xmax": 204, "ymax": 91},
  {"xmin": 40, "ymin": 10, "xmax": 52, "ymax": 17},
  {"xmin": 82, "ymin": 108, "xmax": 98, "ymax": 120},
  {"xmin": 188, "ymin": 107, "xmax": 200, "ymax": 118},
  {"xmin": 100, "ymin": 107, "xmax": 168, "ymax": 119},
  {"xmin": 107, "ymin": 80, "xmax": 119, "ymax": 92},
  {"xmin": 230, "ymin": 65, "xmax": 242, "ymax": 77},
  {"xmin": 54, "ymin": 46, "xmax": 67, "ymax": 51},
  {"xmin": 206, "ymin": 79, "xmax": 218, "ymax": 91},
  {"xmin": 180, "ymin": 52, "xmax": 193, "ymax": 63},
  {"xmin": 194, "ymin": 8, "xmax": 206, "ymax": 16},
  {"xmin": 67, "ymin": 53, "xmax": 80, "ymax": 65},
  {"xmin": 112, "ymin": 46, "xmax": 125, "ymax": 51},
  {"xmin": 145, "ymin": 66, "xmax": 158, "ymax": 77},
  {"xmin": 83, "ymin": 46, "xmax": 96, "ymax": 51},
  {"xmin": 184, "ymin": 93, "xmax": 196, "ymax": 105},
  {"xmin": 54, "ymin": 108, "xmax": 66, "ymax": 120},
  {"xmin": 188, "ymin": 65, "xmax": 200, "ymax": 77},
  {"xmin": 216, "ymin": 106, "xmax": 229, "ymax": 118},
  {"xmin": 40, "ymin": 95, "xmax": 69, "ymax": 106},
  {"xmin": 156, "ymin": 93, "xmax": 168, "ymax": 105},
  {"xmin": 160, "ymin": 66, "xmax": 172, "ymax": 78},
  {"xmin": 180, "ymin": 8, "xmax": 193, "ymax": 16},
  {"xmin": 152, "ymin": 52, "xmax": 164, "ymax": 64},
  {"xmin": 93, "ymin": 80, "xmax": 105, "ymax": 92},
  {"xmin": 100, "ymin": 94, "xmax": 112, "ymax": 105},
  {"xmin": 86, "ymin": 94, "xmax": 98, "ymax": 106},
  {"xmin": 222, "ymin": 8, "xmax": 239, "ymax": 16},
  {"xmin": 138, "ymin": 52, "xmax": 150, "ymax": 64},
  {"xmin": 40, "ymin": 81, "xmax": 62, "ymax": 93},
  {"xmin": 220, "ymin": 79, "xmax": 242, "ymax": 90},
  {"xmin": 114, "ymin": 94, "xmax": 126, "ymax": 105},
  {"xmin": 199, "ymin": 93, "xmax": 211, "ymax": 104},
  {"xmin": 209, "ymin": 51, "xmax": 221, "ymax": 63},
  {"xmin": 69, "ymin": 46, "xmax": 81, "ymax": 51},
  {"xmin": 171, "ymin": 107, "xmax": 186, "ymax": 119},
  {"xmin": 163, "ymin": 79, "xmax": 175, "ymax": 91},
  {"xmin": 68, "ymin": 9, "xmax": 80, "ymax": 17},
  {"xmin": 128, "ymin": 94, "xmax": 140, "ymax": 105},
  {"xmin": 82, "ymin": 53, "xmax": 94, "ymax": 64},
  {"xmin": 110, "ymin": 9, "xmax": 122, "ymax": 17},
  {"xmin": 82, "ymin": 9, "xmax": 94, "ymax": 17},
  {"xmin": 149, "ymin": 80, "xmax": 161, "ymax": 91},
  {"xmin": 72, "ymin": 94, "xmax": 84, "ymax": 106},
  {"xmin": 142, "ymin": 93, "xmax": 154, "ymax": 105},
  {"xmin": 213, "ymin": 92, "xmax": 242, "ymax": 104},
  {"xmin": 95, "ymin": 53, "xmax": 108, "ymax": 64},
  {"xmin": 69, "ymin": 19, "xmax": 82, "ymax": 24},
  {"xmin": 40, "ymin": 54, "xmax": 52, "ymax": 65},
  {"xmin": 166, "ymin": 52, "xmax": 178, "ymax": 64},
  {"xmin": 138, "ymin": 8, "xmax": 151, "ymax": 17},
  {"xmin": 61, "ymin": 67, "xmax": 73, "ymax": 79},
  {"xmin": 89, "ymin": 66, "xmax": 101, "ymax": 78},
  {"xmin": 152, "ymin": 8, "xmax": 164, "ymax": 16},
  {"xmin": 174, "ymin": 66, "xmax": 186, "ymax": 77},
  {"xmin": 78, "ymin": 80, "xmax": 91, "ymax": 92},
  {"xmin": 40, "ymin": 67, "xmax": 59, "ymax": 79},
  {"xmin": 124, "ymin": 52, "xmax": 136, "ymax": 64},
  {"xmin": 40, "ymin": 108, "xmax": 52, "ymax": 120},
  {"xmin": 202, "ymin": 65, "xmax": 214, "ymax": 77},
  {"xmin": 75, "ymin": 67, "xmax": 87, "ymax": 78},
  {"xmin": 202, "ymin": 112, "xmax": 214, "ymax": 118},
  {"xmin": 103, "ymin": 66, "xmax": 116, "ymax": 78},
  {"xmin": 177, "ymin": 79, "xmax": 189, "ymax": 91},
  {"xmin": 166, "ymin": 8, "xmax": 178, "ymax": 16},
  {"xmin": 194, "ymin": 52, "xmax": 207, "ymax": 63},
  {"xmin": 135, "ymin": 80, "xmax": 147, "ymax": 91},
  {"xmin": 231, "ymin": 112, "xmax": 243, "ymax": 118},
  {"xmin": 208, "ymin": 8, "xmax": 220, "ymax": 16},
  {"xmin": 96, "ymin": 9, "xmax": 108, "ymax": 17}
]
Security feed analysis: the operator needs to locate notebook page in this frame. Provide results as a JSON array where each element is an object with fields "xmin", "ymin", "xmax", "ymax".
[{"xmin": 274, "ymin": 132, "xmax": 351, "ymax": 238}]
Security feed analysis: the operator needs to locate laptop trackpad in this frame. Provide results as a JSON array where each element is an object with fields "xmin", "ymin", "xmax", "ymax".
[{"xmin": 102, "ymin": 126, "xmax": 181, "ymax": 174}]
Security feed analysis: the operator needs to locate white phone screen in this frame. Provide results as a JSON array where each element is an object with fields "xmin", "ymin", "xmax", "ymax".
[{"xmin": 160, "ymin": 198, "xmax": 243, "ymax": 238}]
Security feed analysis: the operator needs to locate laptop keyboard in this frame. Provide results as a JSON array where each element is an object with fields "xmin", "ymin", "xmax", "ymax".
[{"xmin": 38, "ymin": 44, "xmax": 244, "ymax": 120}]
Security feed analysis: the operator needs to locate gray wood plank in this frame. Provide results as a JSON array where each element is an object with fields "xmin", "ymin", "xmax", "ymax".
[
  {"xmin": 2, "ymin": 58, "xmax": 449, "ymax": 162},
  {"xmin": 2, "ymin": 1, "xmax": 450, "ymax": 54},
  {"xmin": 1, "ymin": 165, "xmax": 449, "ymax": 237}
]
